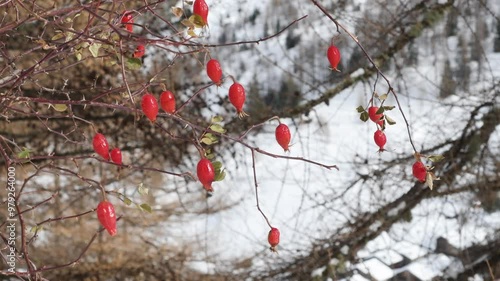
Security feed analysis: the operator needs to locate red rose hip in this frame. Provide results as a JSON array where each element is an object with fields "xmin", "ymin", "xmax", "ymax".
[
  {"xmin": 368, "ymin": 106, "xmax": 384, "ymax": 126},
  {"xmin": 160, "ymin": 90, "xmax": 176, "ymax": 114},
  {"xmin": 121, "ymin": 11, "xmax": 134, "ymax": 32},
  {"xmin": 97, "ymin": 200, "xmax": 117, "ymax": 236},
  {"xmin": 197, "ymin": 158, "xmax": 215, "ymax": 192},
  {"xmin": 93, "ymin": 133, "xmax": 110, "ymax": 160},
  {"xmin": 206, "ymin": 59, "xmax": 223, "ymax": 86},
  {"xmin": 268, "ymin": 227, "xmax": 280, "ymax": 252},
  {"xmin": 228, "ymin": 82, "xmax": 248, "ymax": 118},
  {"xmin": 275, "ymin": 123, "xmax": 291, "ymax": 152},
  {"xmin": 133, "ymin": 45, "xmax": 145, "ymax": 58},
  {"xmin": 412, "ymin": 161, "xmax": 427, "ymax": 182},
  {"xmin": 110, "ymin": 148, "xmax": 122, "ymax": 165},
  {"xmin": 193, "ymin": 0, "xmax": 209, "ymax": 25},
  {"xmin": 141, "ymin": 93, "xmax": 159, "ymax": 122},
  {"xmin": 374, "ymin": 130, "xmax": 386, "ymax": 152},
  {"xmin": 327, "ymin": 44, "xmax": 341, "ymax": 71}
]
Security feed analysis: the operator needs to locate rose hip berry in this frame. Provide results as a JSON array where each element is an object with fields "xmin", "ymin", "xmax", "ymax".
[
  {"xmin": 121, "ymin": 11, "xmax": 134, "ymax": 32},
  {"xmin": 141, "ymin": 93, "xmax": 159, "ymax": 122},
  {"xmin": 93, "ymin": 133, "xmax": 110, "ymax": 160},
  {"xmin": 133, "ymin": 45, "xmax": 145, "ymax": 58},
  {"xmin": 197, "ymin": 158, "xmax": 215, "ymax": 192},
  {"xmin": 160, "ymin": 90, "xmax": 176, "ymax": 114},
  {"xmin": 412, "ymin": 161, "xmax": 427, "ymax": 182},
  {"xmin": 97, "ymin": 200, "xmax": 117, "ymax": 236},
  {"xmin": 229, "ymin": 82, "xmax": 248, "ymax": 118},
  {"xmin": 374, "ymin": 130, "xmax": 386, "ymax": 152},
  {"xmin": 268, "ymin": 227, "xmax": 280, "ymax": 252},
  {"xmin": 327, "ymin": 44, "xmax": 341, "ymax": 71},
  {"xmin": 275, "ymin": 123, "xmax": 291, "ymax": 152},
  {"xmin": 368, "ymin": 106, "xmax": 384, "ymax": 126},
  {"xmin": 110, "ymin": 148, "xmax": 122, "ymax": 165},
  {"xmin": 193, "ymin": 0, "xmax": 209, "ymax": 25},
  {"xmin": 206, "ymin": 59, "xmax": 223, "ymax": 86}
]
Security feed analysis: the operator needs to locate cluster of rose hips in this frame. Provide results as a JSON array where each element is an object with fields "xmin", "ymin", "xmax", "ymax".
[
  {"xmin": 327, "ymin": 41, "xmax": 390, "ymax": 154},
  {"xmin": 141, "ymin": 90, "xmax": 176, "ymax": 122},
  {"xmin": 92, "ymin": 133, "xmax": 122, "ymax": 236},
  {"xmin": 121, "ymin": 11, "xmax": 145, "ymax": 58},
  {"xmin": 368, "ymin": 106, "xmax": 387, "ymax": 153},
  {"xmin": 91, "ymin": 1, "xmax": 287, "ymax": 251},
  {"xmin": 329, "ymin": 40, "xmax": 437, "ymax": 185}
]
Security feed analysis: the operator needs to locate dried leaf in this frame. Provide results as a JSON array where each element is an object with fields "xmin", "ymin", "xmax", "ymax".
[
  {"xmin": 138, "ymin": 183, "xmax": 149, "ymax": 196},
  {"xmin": 171, "ymin": 7, "xmax": 183, "ymax": 17}
]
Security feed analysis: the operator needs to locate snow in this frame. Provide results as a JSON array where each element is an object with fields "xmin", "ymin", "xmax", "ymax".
[{"xmin": 359, "ymin": 258, "xmax": 393, "ymax": 280}]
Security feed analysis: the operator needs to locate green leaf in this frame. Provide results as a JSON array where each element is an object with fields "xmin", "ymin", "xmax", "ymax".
[
  {"xmin": 375, "ymin": 107, "xmax": 385, "ymax": 114},
  {"xmin": 189, "ymin": 14, "xmax": 206, "ymax": 28},
  {"xmin": 211, "ymin": 115, "xmax": 224, "ymax": 123},
  {"xmin": 206, "ymin": 153, "xmax": 215, "ymax": 160},
  {"xmin": 214, "ymin": 170, "xmax": 226, "ymax": 182},
  {"xmin": 126, "ymin": 58, "xmax": 142, "ymax": 70},
  {"xmin": 181, "ymin": 18, "xmax": 195, "ymax": 29},
  {"xmin": 89, "ymin": 43, "xmax": 101, "ymax": 58},
  {"xmin": 379, "ymin": 94, "xmax": 388, "ymax": 101},
  {"xmin": 51, "ymin": 32, "xmax": 65, "ymax": 41},
  {"xmin": 383, "ymin": 105, "xmax": 395, "ymax": 111},
  {"xmin": 139, "ymin": 203, "xmax": 153, "ymax": 213},
  {"xmin": 212, "ymin": 161, "xmax": 222, "ymax": 170},
  {"xmin": 52, "ymin": 104, "xmax": 68, "ymax": 112},
  {"xmin": 356, "ymin": 106, "xmax": 365, "ymax": 113},
  {"xmin": 210, "ymin": 124, "xmax": 226, "ymax": 133},
  {"xmin": 427, "ymin": 154, "xmax": 445, "ymax": 163},
  {"xmin": 18, "ymin": 147, "xmax": 33, "ymax": 159},
  {"xmin": 385, "ymin": 115, "xmax": 396, "ymax": 125},
  {"xmin": 201, "ymin": 137, "xmax": 213, "ymax": 145},
  {"xmin": 137, "ymin": 183, "xmax": 149, "ymax": 196},
  {"xmin": 187, "ymin": 28, "xmax": 197, "ymax": 38},
  {"xmin": 123, "ymin": 197, "xmax": 132, "ymax": 206},
  {"xmin": 360, "ymin": 112, "xmax": 369, "ymax": 122},
  {"xmin": 75, "ymin": 52, "xmax": 82, "ymax": 61},
  {"xmin": 30, "ymin": 225, "xmax": 43, "ymax": 233}
]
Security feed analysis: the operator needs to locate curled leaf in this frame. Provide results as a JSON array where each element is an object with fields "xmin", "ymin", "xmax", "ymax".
[
  {"xmin": 18, "ymin": 147, "xmax": 33, "ymax": 159},
  {"xmin": 360, "ymin": 112, "xmax": 369, "ymax": 122},
  {"xmin": 171, "ymin": 7, "xmax": 183, "ymax": 17},
  {"xmin": 210, "ymin": 124, "xmax": 226, "ymax": 133},
  {"xmin": 139, "ymin": 203, "xmax": 153, "ymax": 213},
  {"xmin": 137, "ymin": 183, "xmax": 149, "ymax": 196},
  {"xmin": 52, "ymin": 104, "xmax": 68, "ymax": 112},
  {"xmin": 211, "ymin": 115, "xmax": 224, "ymax": 123},
  {"xmin": 427, "ymin": 154, "xmax": 445, "ymax": 163},
  {"xmin": 385, "ymin": 115, "xmax": 396, "ymax": 125}
]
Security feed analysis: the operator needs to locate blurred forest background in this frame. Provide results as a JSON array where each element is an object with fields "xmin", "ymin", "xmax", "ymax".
[{"xmin": 0, "ymin": 0, "xmax": 499, "ymax": 280}]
